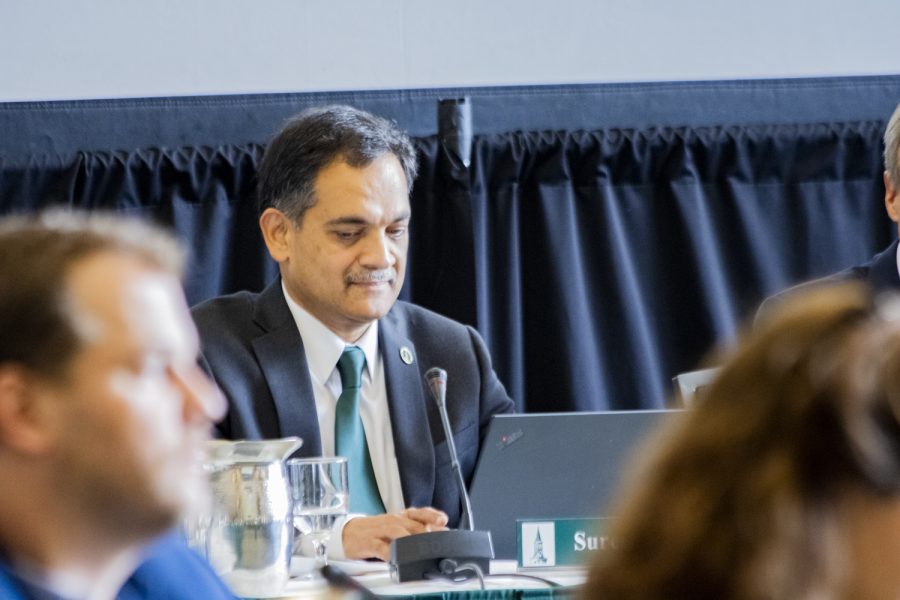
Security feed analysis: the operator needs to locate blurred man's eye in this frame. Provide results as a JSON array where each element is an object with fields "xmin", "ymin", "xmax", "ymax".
[{"xmin": 138, "ymin": 353, "xmax": 169, "ymax": 377}]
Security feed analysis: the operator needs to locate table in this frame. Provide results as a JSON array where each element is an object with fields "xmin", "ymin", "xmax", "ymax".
[{"xmin": 259, "ymin": 560, "xmax": 585, "ymax": 600}]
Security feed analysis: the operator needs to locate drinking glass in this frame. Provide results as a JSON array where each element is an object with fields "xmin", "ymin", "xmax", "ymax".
[{"xmin": 286, "ymin": 457, "xmax": 349, "ymax": 568}]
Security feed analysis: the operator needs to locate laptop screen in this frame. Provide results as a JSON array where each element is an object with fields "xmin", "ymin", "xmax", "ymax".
[{"xmin": 468, "ymin": 410, "xmax": 677, "ymax": 558}]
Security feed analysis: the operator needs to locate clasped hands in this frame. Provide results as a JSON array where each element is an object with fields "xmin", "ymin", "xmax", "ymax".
[{"xmin": 342, "ymin": 507, "xmax": 449, "ymax": 561}]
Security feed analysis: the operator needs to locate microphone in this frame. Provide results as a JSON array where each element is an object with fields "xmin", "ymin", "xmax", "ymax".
[
  {"xmin": 388, "ymin": 367, "xmax": 494, "ymax": 583},
  {"xmin": 425, "ymin": 367, "xmax": 474, "ymax": 531}
]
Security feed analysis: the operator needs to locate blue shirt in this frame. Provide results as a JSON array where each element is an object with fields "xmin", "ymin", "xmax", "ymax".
[{"xmin": 0, "ymin": 533, "xmax": 235, "ymax": 600}]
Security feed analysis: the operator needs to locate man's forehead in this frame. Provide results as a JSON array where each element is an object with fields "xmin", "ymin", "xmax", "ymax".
[
  {"xmin": 309, "ymin": 156, "xmax": 409, "ymax": 213},
  {"xmin": 316, "ymin": 154, "xmax": 407, "ymax": 189},
  {"xmin": 64, "ymin": 251, "xmax": 192, "ymax": 348}
]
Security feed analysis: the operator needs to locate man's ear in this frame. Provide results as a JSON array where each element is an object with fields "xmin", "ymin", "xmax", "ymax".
[
  {"xmin": 885, "ymin": 171, "xmax": 900, "ymax": 224},
  {"xmin": 0, "ymin": 365, "xmax": 57, "ymax": 456},
  {"xmin": 259, "ymin": 208, "xmax": 293, "ymax": 263}
]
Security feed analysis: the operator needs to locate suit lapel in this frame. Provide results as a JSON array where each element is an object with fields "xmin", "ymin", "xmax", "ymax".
[
  {"xmin": 250, "ymin": 280, "xmax": 322, "ymax": 455},
  {"xmin": 380, "ymin": 314, "xmax": 434, "ymax": 508}
]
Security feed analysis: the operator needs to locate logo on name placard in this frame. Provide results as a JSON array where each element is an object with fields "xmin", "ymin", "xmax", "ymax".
[{"xmin": 521, "ymin": 522, "xmax": 555, "ymax": 567}]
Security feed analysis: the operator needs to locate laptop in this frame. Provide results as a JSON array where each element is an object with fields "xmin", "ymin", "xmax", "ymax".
[{"xmin": 468, "ymin": 410, "xmax": 676, "ymax": 559}]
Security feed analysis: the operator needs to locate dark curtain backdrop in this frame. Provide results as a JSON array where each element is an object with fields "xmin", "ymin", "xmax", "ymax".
[
  {"xmin": 467, "ymin": 123, "xmax": 889, "ymax": 409},
  {"xmin": 1, "ymin": 79, "xmax": 897, "ymax": 412}
]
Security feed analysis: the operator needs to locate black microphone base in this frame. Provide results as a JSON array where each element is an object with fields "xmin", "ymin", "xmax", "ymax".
[{"xmin": 389, "ymin": 529, "xmax": 494, "ymax": 582}]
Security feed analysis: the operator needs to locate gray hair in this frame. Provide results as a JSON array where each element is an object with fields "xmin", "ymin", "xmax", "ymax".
[
  {"xmin": 883, "ymin": 102, "xmax": 900, "ymax": 187},
  {"xmin": 0, "ymin": 210, "xmax": 184, "ymax": 378},
  {"xmin": 256, "ymin": 105, "xmax": 418, "ymax": 222}
]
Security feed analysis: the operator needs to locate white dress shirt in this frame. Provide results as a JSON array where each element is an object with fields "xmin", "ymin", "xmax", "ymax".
[
  {"xmin": 282, "ymin": 283, "xmax": 406, "ymax": 557},
  {"xmin": 895, "ymin": 242, "xmax": 900, "ymax": 280}
]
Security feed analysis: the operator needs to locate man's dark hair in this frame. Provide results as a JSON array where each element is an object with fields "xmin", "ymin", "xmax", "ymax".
[
  {"xmin": 0, "ymin": 211, "xmax": 183, "ymax": 379},
  {"xmin": 256, "ymin": 105, "xmax": 418, "ymax": 221}
]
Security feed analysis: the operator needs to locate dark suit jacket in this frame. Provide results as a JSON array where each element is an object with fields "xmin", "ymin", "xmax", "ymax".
[
  {"xmin": 757, "ymin": 239, "xmax": 900, "ymax": 321},
  {"xmin": 191, "ymin": 279, "xmax": 515, "ymax": 527},
  {"xmin": 0, "ymin": 533, "xmax": 234, "ymax": 599}
]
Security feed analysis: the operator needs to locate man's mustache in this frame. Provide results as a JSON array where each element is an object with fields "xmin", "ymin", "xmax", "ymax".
[{"xmin": 345, "ymin": 269, "xmax": 396, "ymax": 284}]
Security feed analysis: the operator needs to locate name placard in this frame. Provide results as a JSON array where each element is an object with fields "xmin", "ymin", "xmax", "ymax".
[{"xmin": 516, "ymin": 517, "xmax": 614, "ymax": 568}]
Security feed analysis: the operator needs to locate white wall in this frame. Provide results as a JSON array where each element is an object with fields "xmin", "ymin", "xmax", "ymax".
[{"xmin": 2, "ymin": 0, "xmax": 899, "ymax": 102}]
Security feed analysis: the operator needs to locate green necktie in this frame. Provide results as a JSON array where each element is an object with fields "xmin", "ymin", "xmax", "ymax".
[{"xmin": 335, "ymin": 346, "xmax": 386, "ymax": 515}]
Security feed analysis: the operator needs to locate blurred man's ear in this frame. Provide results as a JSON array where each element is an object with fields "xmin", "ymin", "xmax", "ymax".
[
  {"xmin": 885, "ymin": 171, "xmax": 900, "ymax": 224},
  {"xmin": 0, "ymin": 365, "xmax": 57, "ymax": 455},
  {"xmin": 259, "ymin": 208, "xmax": 293, "ymax": 264}
]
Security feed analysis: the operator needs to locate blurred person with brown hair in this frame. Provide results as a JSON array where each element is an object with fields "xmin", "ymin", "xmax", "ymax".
[
  {"xmin": 583, "ymin": 282, "xmax": 900, "ymax": 600},
  {"xmin": 0, "ymin": 212, "xmax": 233, "ymax": 599}
]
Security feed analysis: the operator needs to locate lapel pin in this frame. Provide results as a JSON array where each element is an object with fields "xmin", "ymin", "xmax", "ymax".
[{"xmin": 399, "ymin": 346, "xmax": 414, "ymax": 365}]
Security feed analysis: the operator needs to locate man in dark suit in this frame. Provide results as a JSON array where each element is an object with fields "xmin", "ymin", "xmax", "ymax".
[
  {"xmin": 192, "ymin": 106, "xmax": 515, "ymax": 561},
  {"xmin": 0, "ymin": 213, "xmax": 233, "ymax": 599},
  {"xmin": 759, "ymin": 103, "xmax": 900, "ymax": 317}
]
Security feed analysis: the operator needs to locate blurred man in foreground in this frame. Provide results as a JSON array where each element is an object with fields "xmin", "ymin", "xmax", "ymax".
[{"xmin": 0, "ymin": 213, "xmax": 233, "ymax": 599}]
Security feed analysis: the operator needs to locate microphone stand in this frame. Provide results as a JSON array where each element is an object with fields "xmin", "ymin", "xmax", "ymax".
[{"xmin": 388, "ymin": 368, "xmax": 494, "ymax": 583}]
